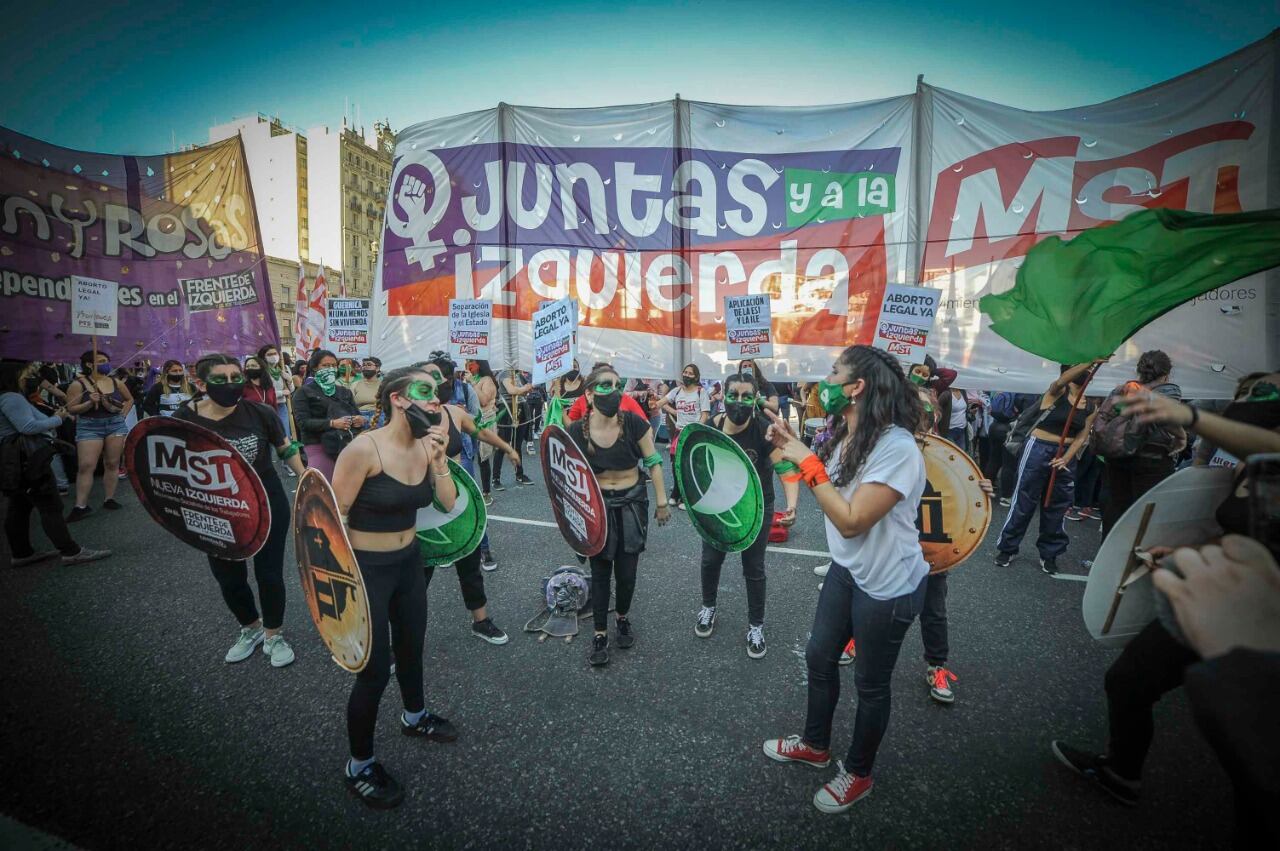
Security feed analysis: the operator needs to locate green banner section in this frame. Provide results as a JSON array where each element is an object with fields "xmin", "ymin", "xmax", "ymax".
[{"xmin": 784, "ymin": 168, "xmax": 895, "ymax": 228}]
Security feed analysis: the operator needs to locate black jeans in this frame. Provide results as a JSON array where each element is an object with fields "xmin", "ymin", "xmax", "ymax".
[
  {"xmin": 478, "ymin": 456, "xmax": 492, "ymax": 495},
  {"xmin": 920, "ymin": 572, "xmax": 948, "ymax": 666},
  {"xmin": 207, "ymin": 478, "xmax": 290, "ymax": 630},
  {"xmin": 347, "ymin": 542, "xmax": 428, "ymax": 760},
  {"xmin": 1105, "ymin": 619, "xmax": 1198, "ymax": 780},
  {"xmin": 590, "ymin": 551, "xmax": 639, "ymax": 632},
  {"xmin": 1073, "ymin": 449, "xmax": 1104, "ymax": 510},
  {"xmin": 700, "ymin": 519, "xmax": 768, "ymax": 626},
  {"xmin": 494, "ymin": 412, "xmax": 527, "ymax": 481},
  {"xmin": 5, "ymin": 485, "xmax": 80, "ymax": 557},
  {"xmin": 981, "ymin": 422, "xmax": 1010, "ymax": 489},
  {"xmin": 802, "ymin": 565, "xmax": 926, "ymax": 776},
  {"xmin": 1102, "ymin": 455, "xmax": 1175, "ymax": 540},
  {"xmin": 423, "ymin": 544, "xmax": 487, "ymax": 611}
]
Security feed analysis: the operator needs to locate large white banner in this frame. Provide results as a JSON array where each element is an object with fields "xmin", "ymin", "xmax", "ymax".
[{"xmin": 919, "ymin": 35, "xmax": 1274, "ymax": 398}]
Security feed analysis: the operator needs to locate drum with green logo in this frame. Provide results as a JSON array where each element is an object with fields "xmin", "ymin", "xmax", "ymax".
[
  {"xmin": 416, "ymin": 459, "xmax": 487, "ymax": 566},
  {"xmin": 675, "ymin": 422, "xmax": 765, "ymax": 553}
]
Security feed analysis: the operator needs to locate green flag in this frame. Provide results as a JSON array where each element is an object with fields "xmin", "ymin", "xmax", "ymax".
[{"xmin": 978, "ymin": 208, "xmax": 1280, "ymax": 364}]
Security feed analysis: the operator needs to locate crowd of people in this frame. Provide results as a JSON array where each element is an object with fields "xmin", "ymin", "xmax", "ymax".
[{"xmin": 2, "ymin": 341, "xmax": 1276, "ymax": 836}]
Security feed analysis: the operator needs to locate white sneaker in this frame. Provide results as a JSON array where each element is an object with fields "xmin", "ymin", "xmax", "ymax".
[
  {"xmin": 263, "ymin": 634, "xmax": 296, "ymax": 668},
  {"xmin": 813, "ymin": 562, "xmax": 830, "ymax": 578},
  {"xmin": 225, "ymin": 626, "xmax": 264, "ymax": 663}
]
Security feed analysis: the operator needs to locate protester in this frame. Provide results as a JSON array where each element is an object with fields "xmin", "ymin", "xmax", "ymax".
[
  {"xmin": 1094, "ymin": 351, "xmax": 1185, "ymax": 537},
  {"xmin": 336, "ymin": 358, "xmax": 358, "ymax": 387},
  {"xmin": 760, "ymin": 345, "xmax": 930, "ymax": 814},
  {"xmin": 565, "ymin": 363, "xmax": 648, "ymax": 425},
  {"xmin": 174, "ymin": 354, "xmax": 305, "ymax": 666},
  {"xmin": 330, "ymin": 366, "xmax": 458, "ymax": 809},
  {"xmin": 1050, "ymin": 373, "xmax": 1280, "ymax": 808},
  {"xmin": 141, "ymin": 360, "xmax": 194, "ymax": 418},
  {"xmin": 994, "ymin": 361, "xmax": 1102, "ymax": 575},
  {"xmin": 241, "ymin": 355, "xmax": 276, "ymax": 408},
  {"xmin": 466, "ymin": 359, "xmax": 500, "ymax": 507},
  {"xmin": 259, "ymin": 345, "xmax": 294, "ymax": 441},
  {"xmin": 493, "ymin": 365, "xmax": 534, "ymax": 488},
  {"xmin": 64, "ymin": 349, "xmax": 133, "ymax": 522},
  {"xmin": 350, "ymin": 357, "xmax": 382, "ymax": 413},
  {"xmin": 694, "ymin": 372, "xmax": 784, "ymax": 659},
  {"xmin": 1066, "ymin": 441, "xmax": 1104, "ymax": 522},
  {"xmin": 659, "ymin": 363, "xmax": 710, "ymax": 509},
  {"xmin": 418, "ymin": 357, "xmax": 519, "ymax": 636},
  {"xmin": 292, "ymin": 349, "xmax": 365, "ymax": 480},
  {"xmin": 2, "ymin": 362, "xmax": 111, "ymax": 567},
  {"xmin": 567, "ymin": 365, "xmax": 671, "ymax": 666},
  {"xmin": 739, "ymin": 359, "xmax": 779, "ymax": 413},
  {"xmin": 548, "ymin": 359, "xmax": 587, "ymax": 405},
  {"xmin": 1154, "ymin": 535, "xmax": 1280, "ymax": 845}
]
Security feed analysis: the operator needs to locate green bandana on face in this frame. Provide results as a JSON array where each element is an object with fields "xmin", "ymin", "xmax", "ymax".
[
  {"xmin": 818, "ymin": 380, "xmax": 851, "ymax": 416},
  {"xmin": 314, "ymin": 367, "xmax": 338, "ymax": 396}
]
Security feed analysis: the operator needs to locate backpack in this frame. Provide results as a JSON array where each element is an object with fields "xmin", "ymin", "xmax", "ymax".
[
  {"xmin": 990, "ymin": 392, "xmax": 1018, "ymax": 424},
  {"xmin": 1091, "ymin": 382, "xmax": 1179, "ymax": 460}
]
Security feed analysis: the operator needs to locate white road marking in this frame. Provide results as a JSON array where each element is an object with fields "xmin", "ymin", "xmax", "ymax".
[
  {"xmin": 1048, "ymin": 573, "xmax": 1088, "ymax": 583},
  {"xmin": 766, "ymin": 545, "xmax": 829, "ymax": 557}
]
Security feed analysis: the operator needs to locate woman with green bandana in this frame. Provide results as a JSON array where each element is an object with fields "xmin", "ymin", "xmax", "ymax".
[{"xmin": 293, "ymin": 349, "xmax": 365, "ymax": 480}]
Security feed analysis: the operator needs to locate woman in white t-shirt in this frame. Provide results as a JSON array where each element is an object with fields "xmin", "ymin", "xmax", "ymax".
[
  {"xmin": 759, "ymin": 344, "xmax": 928, "ymax": 815},
  {"xmin": 659, "ymin": 362, "xmax": 710, "ymax": 509}
]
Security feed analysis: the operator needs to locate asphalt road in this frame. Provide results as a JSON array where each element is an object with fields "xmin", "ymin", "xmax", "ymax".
[{"xmin": 0, "ymin": 446, "xmax": 1232, "ymax": 850}]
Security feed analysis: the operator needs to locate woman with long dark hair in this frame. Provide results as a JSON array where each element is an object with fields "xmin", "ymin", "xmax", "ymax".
[
  {"xmin": 330, "ymin": 367, "xmax": 458, "ymax": 809},
  {"xmin": 174, "ymin": 354, "xmax": 307, "ymax": 666},
  {"xmin": 493, "ymin": 365, "xmax": 534, "ymax": 488},
  {"xmin": 65, "ymin": 348, "xmax": 134, "ymax": 522},
  {"xmin": 467, "ymin": 359, "xmax": 499, "ymax": 508},
  {"xmin": 760, "ymin": 345, "xmax": 929, "ymax": 814},
  {"xmin": 567, "ymin": 364, "xmax": 671, "ymax": 666},
  {"xmin": 241, "ymin": 354, "xmax": 277, "ymax": 408},
  {"xmin": 658, "ymin": 362, "xmax": 709, "ymax": 509},
  {"xmin": 292, "ymin": 349, "xmax": 365, "ymax": 480}
]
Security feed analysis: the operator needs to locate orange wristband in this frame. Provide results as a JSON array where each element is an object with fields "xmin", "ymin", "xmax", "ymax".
[{"xmin": 799, "ymin": 454, "xmax": 829, "ymax": 487}]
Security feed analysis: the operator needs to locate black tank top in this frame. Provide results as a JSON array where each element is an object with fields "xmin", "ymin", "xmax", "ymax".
[
  {"xmin": 1039, "ymin": 393, "xmax": 1095, "ymax": 438},
  {"xmin": 443, "ymin": 407, "xmax": 464, "ymax": 459},
  {"xmin": 347, "ymin": 440, "xmax": 434, "ymax": 532},
  {"xmin": 567, "ymin": 411, "xmax": 649, "ymax": 473}
]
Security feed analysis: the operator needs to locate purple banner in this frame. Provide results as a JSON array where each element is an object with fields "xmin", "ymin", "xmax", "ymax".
[{"xmin": 0, "ymin": 126, "xmax": 278, "ymax": 363}]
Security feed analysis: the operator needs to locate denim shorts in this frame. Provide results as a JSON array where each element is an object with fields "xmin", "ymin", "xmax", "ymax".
[{"xmin": 76, "ymin": 414, "xmax": 128, "ymax": 441}]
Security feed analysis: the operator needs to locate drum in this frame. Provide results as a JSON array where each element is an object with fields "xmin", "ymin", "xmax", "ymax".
[{"xmin": 803, "ymin": 417, "xmax": 827, "ymax": 442}]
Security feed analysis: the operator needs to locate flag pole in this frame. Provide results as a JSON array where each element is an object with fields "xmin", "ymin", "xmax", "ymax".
[{"xmin": 1043, "ymin": 362, "xmax": 1103, "ymax": 508}]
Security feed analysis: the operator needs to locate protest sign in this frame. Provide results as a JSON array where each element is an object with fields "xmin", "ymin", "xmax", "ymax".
[{"xmin": 724, "ymin": 294, "xmax": 773, "ymax": 360}]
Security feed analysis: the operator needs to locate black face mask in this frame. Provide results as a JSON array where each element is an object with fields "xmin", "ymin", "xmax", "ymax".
[
  {"xmin": 682, "ymin": 375, "xmax": 697, "ymax": 386},
  {"xmin": 404, "ymin": 404, "xmax": 442, "ymax": 439},
  {"xmin": 245, "ymin": 368, "xmax": 263, "ymax": 380},
  {"xmin": 167, "ymin": 375, "xmax": 184, "ymax": 386},
  {"xmin": 362, "ymin": 369, "xmax": 377, "ymax": 379},
  {"xmin": 1222, "ymin": 399, "xmax": 1280, "ymax": 430},
  {"xmin": 205, "ymin": 383, "xmax": 244, "ymax": 407},
  {"xmin": 566, "ymin": 369, "xmax": 580, "ymax": 381},
  {"xmin": 593, "ymin": 391, "xmax": 621, "ymax": 417},
  {"xmin": 436, "ymin": 379, "xmax": 453, "ymax": 402},
  {"xmin": 725, "ymin": 402, "xmax": 753, "ymax": 425}
]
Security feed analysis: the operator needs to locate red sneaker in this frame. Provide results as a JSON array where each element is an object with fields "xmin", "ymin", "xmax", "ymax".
[
  {"xmin": 839, "ymin": 638, "xmax": 856, "ymax": 666},
  {"xmin": 813, "ymin": 761, "xmax": 874, "ymax": 813},
  {"xmin": 762, "ymin": 735, "xmax": 831, "ymax": 768}
]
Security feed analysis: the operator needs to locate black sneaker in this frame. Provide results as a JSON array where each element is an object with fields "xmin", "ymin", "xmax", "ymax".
[
  {"xmin": 401, "ymin": 711, "xmax": 458, "ymax": 743},
  {"xmin": 66, "ymin": 505, "xmax": 92, "ymax": 523},
  {"xmin": 746, "ymin": 625, "xmax": 767, "ymax": 659},
  {"xmin": 515, "ymin": 474, "xmax": 534, "ymax": 486},
  {"xmin": 493, "ymin": 480, "xmax": 506, "ymax": 492},
  {"xmin": 102, "ymin": 498, "xmax": 122, "ymax": 510},
  {"xmin": 589, "ymin": 633, "xmax": 610, "ymax": 666},
  {"xmin": 1050, "ymin": 741, "xmax": 1140, "ymax": 806},
  {"xmin": 994, "ymin": 551, "xmax": 1013, "ymax": 568},
  {"xmin": 344, "ymin": 761, "xmax": 403, "ymax": 810},
  {"xmin": 480, "ymin": 548, "xmax": 498, "ymax": 571},
  {"xmin": 615, "ymin": 617, "xmax": 635, "ymax": 649},
  {"xmin": 694, "ymin": 606, "xmax": 716, "ymax": 638},
  {"xmin": 1040, "ymin": 557, "xmax": 1058, "ymax": 575},
  {"xmin": 471, "ymin": 617, "xmax": 509, "ymax": 645}
]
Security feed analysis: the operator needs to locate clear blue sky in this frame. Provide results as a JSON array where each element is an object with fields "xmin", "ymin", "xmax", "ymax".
[{"xmin": 1, "ymin": 0, "xmax": 1273, "ymax": 154}]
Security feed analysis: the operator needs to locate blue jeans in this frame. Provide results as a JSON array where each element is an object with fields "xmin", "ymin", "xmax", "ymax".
[
  {"xmin": 946, "ymin": 426, "xmax": 968, "ymax": 454},
  {"xmin": 997, "ymin": 437, "xmax": 1075, "ymax": 560},
  {"xmin": 802, "ymin": 566, "xmax": 926, "ymax": 776},
  {"xmin": 276, "ymin": 402, "xmax": 292, "ymax": 441}
]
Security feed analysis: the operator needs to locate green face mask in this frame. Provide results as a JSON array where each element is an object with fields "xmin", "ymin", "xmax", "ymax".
[
  {"xmin": 818, "ymin": 379, "xmax": 852, "ymax": 416},
  {"xmin": 314, "ymin": 367, "xmax": 338, "ymax": 396},
  {"xmin": 909, "ymin": 372, "xmax": 927, "ymax": 386}
]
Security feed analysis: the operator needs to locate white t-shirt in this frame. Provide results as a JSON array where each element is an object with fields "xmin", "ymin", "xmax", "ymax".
[
  {"xmin": 948, "ymin": 390, "xmax": 968, "ymax": 430},
  {"xmin": 823, "ymin": 426, "xmax": 929, "ymax": 600},
  {"xmin": 665, "ymin": 385, "xmax": 709, "ymax": 429}
]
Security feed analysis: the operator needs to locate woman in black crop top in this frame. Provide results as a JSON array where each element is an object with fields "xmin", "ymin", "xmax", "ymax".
[
  {"xmin": 565, "ymin": 365, "xmax": 670, "ymax": 667},
  {"xmin": 329, "ymin": 366, "xmax": 457, "ymax": 810},
  {"xmin": 418, "ymin": 359, "xmax": 521, "ymax": 646},
  {"xmin": 996, "ymin": 360, "xmax": 1103, "ymax": 575},
  {"xmin": 1050, "ymin": 371, "xmax": 1280, "ymax": 808},
  {"xmin": 174, "ymin": 354, "xmax": 307, "ymax": 669},
  {"xmin": 694, "ymin": 372, "xmax": 787, "ymax": 660}
]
